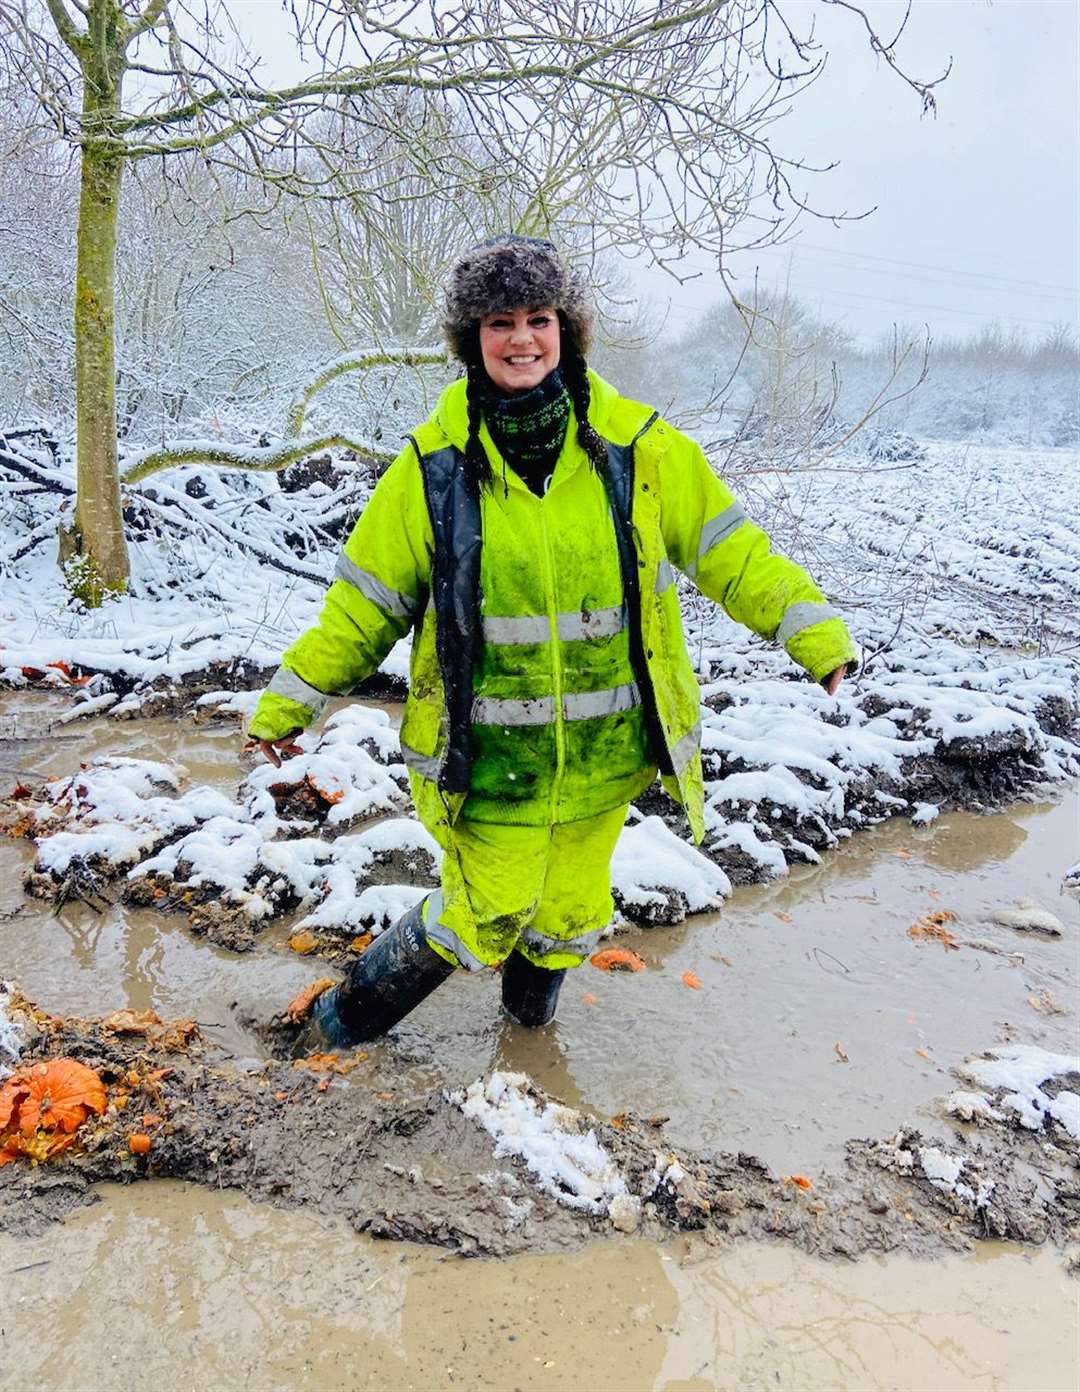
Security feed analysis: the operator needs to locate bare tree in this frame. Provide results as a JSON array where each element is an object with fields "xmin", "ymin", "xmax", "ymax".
[{"xmin": 0, "ymin": 0, "xmax": 945, "ymax": 602}]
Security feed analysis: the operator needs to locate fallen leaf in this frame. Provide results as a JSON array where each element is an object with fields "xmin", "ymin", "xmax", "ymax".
[
  {"xmin": 316, "ymin": 1079, "xmax": 330, "ymax": 1093},
  {"xmin": 288, "ymin": 929, "xmax": 320, "ymax": 955},
  {"xmin": 350, "ymin": 933, "xmax": 374, "ymax": 953},
  {"xmin": 681, "ymin": 970, "xmax": 703, "ymax": 990},
  {"xmin": 284, "ymin": 977, "xmax": 336, "ymax": 1022},
  {"xmin": 589, "ymin": 948, "xmax": 646, "ymax": 972},
  {"xmin": 141, "ymin": 1113, "xmax": 164, "ymax": 1128},
  {"xmin": 773, "ymin": 911, "xmax": 792, "ymax": 924},
  {"xmin": 582, "ymin": 992, "xmax": 598, "ymax": 1005},
  {"xmin": 833, "ymin": 1041, "xmax": 849, "ymax": 1063},
  {"xmin": 907, "ymin": 910, "xmax": 960, "ymax": 950},
  {"xmin": 274, "ymin": 1090, "xmax": 288, "ymax": 1102},
  {"xmin": 786, "ymin": 1174, "xmax": 813, "ymax": 1191},
  {"xmin": 915, "ymin": 1047, "xmax": 932, "ymax": 1061},
  {"xmin": 100, "ymin": 1008, "xmax": 164, "ymax": 1036},
  {"xmin": 307, "ymin": 776, "xmax": 345, "ymax": 805},
  {"xmin": 1027, "ymin": 990, "xmax": 1068, "ymax": 1016},
  {"xmin": 9, "ymin": 783, "xmax": 30, "ymax": 800},
  {"xmin": 292, "ymin": 1051, "xmax": 364, "ymax": 1076},
  {"xmin": 611, "ymin": 1112, "xmax": 630, "ymax": 1129},
  {"xmin": 128, "ymin": 1133, "xmax": 152, "ymax": 1155}
]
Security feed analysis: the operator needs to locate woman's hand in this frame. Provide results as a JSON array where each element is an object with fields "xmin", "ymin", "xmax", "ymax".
[
  {"xmin": 258, "ymin": 730, "xmax": 304, "ymax": 768},
  {"xmin": 821, "ymin": 667, "xmax": 846, "ymax": 696}
]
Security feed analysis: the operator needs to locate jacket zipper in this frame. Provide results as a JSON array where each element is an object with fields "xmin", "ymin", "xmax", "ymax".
[{"xmin": 536, "ymin": 499, "xmax": 566, "ymax": 814}]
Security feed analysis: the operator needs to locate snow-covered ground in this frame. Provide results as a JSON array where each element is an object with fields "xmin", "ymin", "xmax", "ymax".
[{"xmin": 2, "ymin": 432, "xmax": 1078, "ymax": 924}]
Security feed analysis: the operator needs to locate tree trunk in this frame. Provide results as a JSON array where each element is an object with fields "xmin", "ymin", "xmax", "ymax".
[{"xmin": 72, "ymin": 90, "xmax": 128, "ymax": 602}]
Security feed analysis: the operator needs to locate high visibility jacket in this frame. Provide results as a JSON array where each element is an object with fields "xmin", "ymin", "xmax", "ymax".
[{"xmin": 248, "ymin": 372, "xmax": 857, "ymax": 842}]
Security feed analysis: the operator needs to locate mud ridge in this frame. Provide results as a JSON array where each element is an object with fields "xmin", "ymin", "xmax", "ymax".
[{"xmin": 1, "ymin": 992, "xmax": 1076, "ymax": 1264}]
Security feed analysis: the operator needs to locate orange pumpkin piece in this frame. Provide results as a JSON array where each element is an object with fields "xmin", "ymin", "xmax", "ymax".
[
  {"xmin": 128, "ymin": 1133, "xmax": 152, "ymax": 1155},
  {"xmin": 350, "ymin": 933, "xmax": 374, "ymax": 953},
  {"xmin": 786, "ymin": 1174, "xmax": 813, "ymax": 1191},
  {"xmin": 288, "ymin": 929, "xmax": 320, "ymax": 955},
  {"xmin": 284, "ymin": 977, "xmax": 337, "ymax": 1022},
  {"xmin": 681, "ymin": 971, "xmax": 703, "ymax": 990},
  {"xmin": 10, "ymin": 1059, "xmax": 107, "ymax": 1133},
  {"xmin": 589, "ymin": 948, "xmax": 646, "ymax": 973}
]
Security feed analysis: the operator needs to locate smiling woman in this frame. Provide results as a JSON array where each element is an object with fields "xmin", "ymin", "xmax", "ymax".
[
  {"xmin": 479, "ymin": 307, "xmax": 562, "ymax": 392},
  {"xmin": 246, "ymin": 234, "xmax": 858, "ymax": 1051}
]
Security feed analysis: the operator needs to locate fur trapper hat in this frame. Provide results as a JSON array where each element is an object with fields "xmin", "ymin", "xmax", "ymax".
[{"xmin": 443, "ymin": 234, "xmax": 594, "ymax": 361}]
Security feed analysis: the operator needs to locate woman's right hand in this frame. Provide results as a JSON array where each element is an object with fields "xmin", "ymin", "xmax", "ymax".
[{"xmin": 258, "ymin": 730, "xmax": 304, "ymax": 767}]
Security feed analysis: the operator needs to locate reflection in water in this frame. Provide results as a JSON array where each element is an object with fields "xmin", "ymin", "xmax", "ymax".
[{"xmin": 0, "ymin": 1183, "xmax": 1075, "ymax": 1392}]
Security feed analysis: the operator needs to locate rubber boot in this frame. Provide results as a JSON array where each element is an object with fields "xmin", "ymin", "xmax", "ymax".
[
  {"xmin": 501, "ymin": 950, "xmax": 567, "ymax": 1027},
  {"xmin": 292, "ymin": 900, "xmax": 454, "ymax": 1054}
]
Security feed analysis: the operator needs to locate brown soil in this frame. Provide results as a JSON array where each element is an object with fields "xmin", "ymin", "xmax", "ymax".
[{"xmin": 1, "ymin": 989, "xmax": 1076, "ymax": 1265}]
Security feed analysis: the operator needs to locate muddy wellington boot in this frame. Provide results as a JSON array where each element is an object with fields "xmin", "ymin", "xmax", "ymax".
[
  {"xmin": 501, "ymin": 950, "xmax": 567, "ymax": 1027},
  {"xmin": 292, "ymin": 900, "xmax": 454, "ymax": 1054}
]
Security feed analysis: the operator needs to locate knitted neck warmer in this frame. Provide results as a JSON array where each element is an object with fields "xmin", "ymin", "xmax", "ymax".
[{"xmin": 479, "ymin": 367, "xmax": 571, "ymax": 492}]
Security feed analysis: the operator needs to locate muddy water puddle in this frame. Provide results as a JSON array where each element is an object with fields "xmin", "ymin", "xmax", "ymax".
[
  {"xmin": 0, "ymin": 1182, "xmax": 1074, "ymax": 1391},
  {"xmin": 1, "ymin": 696, "xmax": 1077, "ymax": 1181}
]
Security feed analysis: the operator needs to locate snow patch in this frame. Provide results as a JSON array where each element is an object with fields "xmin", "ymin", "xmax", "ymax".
[
  {"xmin": 956, "ymin": 1045, "xmax": 1080, "ymax": 1139},
  {"xmin": 0, "ymin": 981, "xmax": 24, "ymax": 1080},
  {"xmin": 452, "ymin": 1072, "xmax": 628, "ymax": 1214},
  {"xmin": 612, "ymin": 816, "xmax": 730, "ymax": 922}
]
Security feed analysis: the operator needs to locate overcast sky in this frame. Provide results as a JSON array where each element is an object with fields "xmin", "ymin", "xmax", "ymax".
[
  {"xmin": 651, "ymin": 0, "xmax": 1080, "ymax": 343},
  {"xmin": 232, "ymin": 0, "xmax": 1079, "ymax": 346}
]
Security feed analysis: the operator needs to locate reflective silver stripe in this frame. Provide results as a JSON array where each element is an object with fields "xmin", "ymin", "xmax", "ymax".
[
  {"xmin": 267, "ymin": 665, "xmax": 330, "ymax": 715},
  {"xmin": 777, "ymin": 601, "xmax": 839, "ymax": 646},
  {"xmin": 557, "ymin": 606, "xmax": 624, "ymax": 641},
  {"xmin": 472, "ymin": 683, "xmax": 640, "ymax": 727},
  {"xmin": 519, "ymin": 924, "xmax": 605, "ymax": 959},
  {"xmin": 656, "ymin": 558, "xmax": 674, "ymax": 594},
  {"xmin": 334, "ymin": 553, "xmax": 418, "ymax": 621},
  {"xmin": 688, "ymin": 503, "xmax": 748, "ymax": 577},
  {"xmin": 482, "ymin": 614, "xmax": 550, "ymax": 644},
  {"xmin": 422, "ymin": 890, "xmax": 488, "ymax": 972},
  {"xmin": 399, "ymin": 740, "xmax": 442, "ymax": 781},
  {"xmin": 481, "ymin": 607, "xmax": 625, "ymax": 645},
  {"xmin": 669, "ymin": 720, "xmax": 701, "ymax": 774},
  {"xmin": 473, "ymin": 695, "xmax": 556, "ymax": 726},
  {"xmin": 563, "ymin": 682, "xmax": 640, "ymax": 721}
]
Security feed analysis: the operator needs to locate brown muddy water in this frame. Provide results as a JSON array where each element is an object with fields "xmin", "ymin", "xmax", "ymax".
[
  {"xmin": 0, "ymin": 1182, "xmax": 1075, "ymax": 1391},
  {"xmin": 1, "ymin": 692, "xmax": 1078, "ymax": 1389}
]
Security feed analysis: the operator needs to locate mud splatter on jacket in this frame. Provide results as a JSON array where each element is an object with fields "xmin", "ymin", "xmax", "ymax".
[{"xmin": 247, "ymin": 372, "xmax": 857, "ymax": 842}]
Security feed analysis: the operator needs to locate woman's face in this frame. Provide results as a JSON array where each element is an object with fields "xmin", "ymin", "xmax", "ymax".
[{"xmin": 478, "ymin": 306, "xmax": 561, "ymax": 393}]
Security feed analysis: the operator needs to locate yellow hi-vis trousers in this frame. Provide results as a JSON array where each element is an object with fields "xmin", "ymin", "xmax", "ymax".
[{"xmin": 420, "ymin": 804, "xmax": 628, "ymax": 972}]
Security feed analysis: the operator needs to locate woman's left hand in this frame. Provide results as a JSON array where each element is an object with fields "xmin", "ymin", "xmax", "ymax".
[{"xmin": 821, "ymin": 667, "xmax": 845, "ymax": 696}]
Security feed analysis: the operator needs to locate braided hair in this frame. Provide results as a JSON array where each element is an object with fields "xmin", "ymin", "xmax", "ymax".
[
  {"xmin": 458, "ymin": 312, "xmax": 607, "ymax": 496},
  {"xmin": 557, "ymin": 310, "xmax": 609, "ymax": 480},
  {"xmin": 461, "ymin": 350, "xmax": 495, "ymax": 496}
]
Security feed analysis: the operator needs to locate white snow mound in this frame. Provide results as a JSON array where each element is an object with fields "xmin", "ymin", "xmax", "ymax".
[{"xmin": 453, "ymin": 1072, "xmax": 629, "ymax": 1214}]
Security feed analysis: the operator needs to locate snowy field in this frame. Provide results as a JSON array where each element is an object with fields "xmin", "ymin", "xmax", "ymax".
[{"xmin": 1, "ymin": 432, "xmax": 1077, "ymax": 924}]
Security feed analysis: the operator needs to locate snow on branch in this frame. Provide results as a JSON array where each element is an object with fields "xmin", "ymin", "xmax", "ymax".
[
  {"xmin": 119, "ymin": 432, "xmax": 392, "ymax": 485},
  {"xmin": 285, "ymin": 348, "xmax": 447, "ymax": 438}
]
